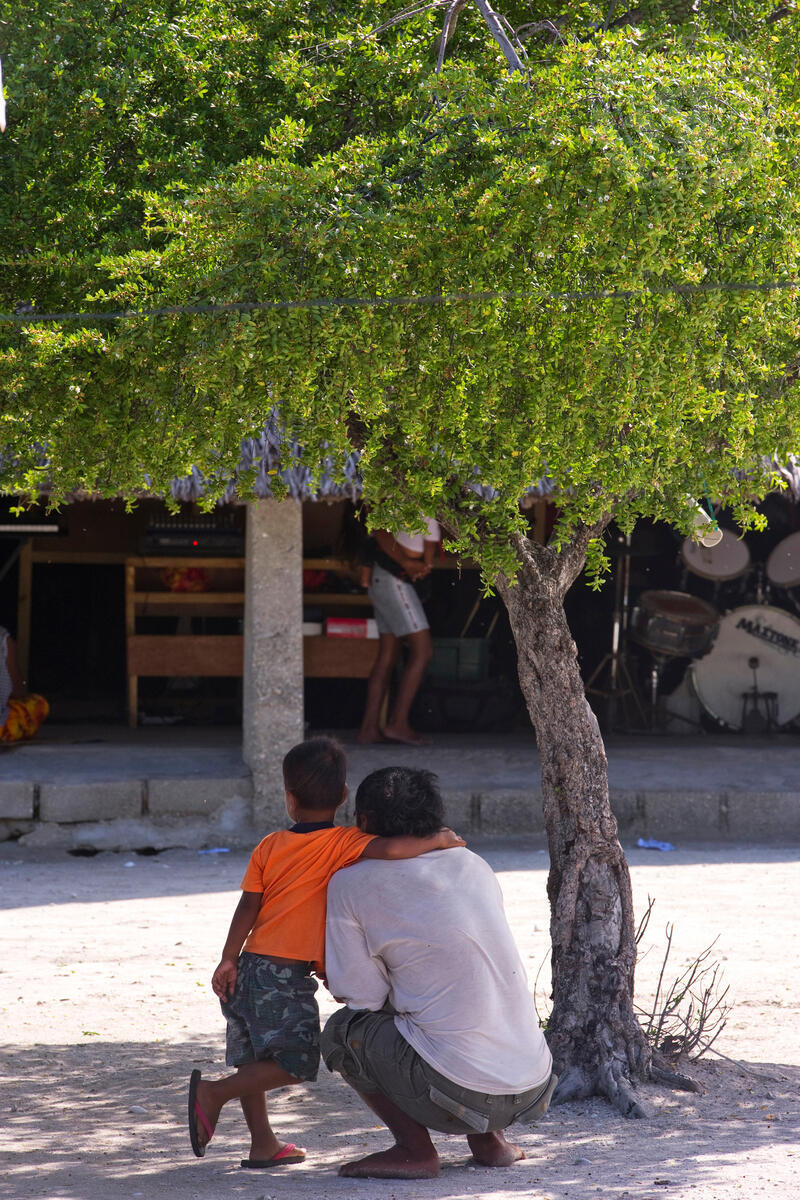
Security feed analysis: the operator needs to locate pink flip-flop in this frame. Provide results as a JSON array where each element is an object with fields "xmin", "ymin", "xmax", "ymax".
[
  {"xmin": 240, "ymin": 1143, "xmax": 306, "ymax": 1169},
  {"xmin": 188, "ymin": 1069, "xmax": 215, "ymax": 1158}
]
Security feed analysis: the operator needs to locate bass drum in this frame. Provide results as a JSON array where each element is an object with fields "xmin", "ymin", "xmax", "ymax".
[
  {"xmin": 691, "ymin": 604, "xmax": 800, "ymax": 730},
  {"xmin": 681, "ymin": 529, "xmax": 751, "ymax": 582}
]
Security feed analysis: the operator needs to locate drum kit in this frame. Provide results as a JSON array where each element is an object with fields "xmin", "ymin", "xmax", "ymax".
[{"xmin": 624, "ymin": 528, "xmax": 800, "ymax": 732}]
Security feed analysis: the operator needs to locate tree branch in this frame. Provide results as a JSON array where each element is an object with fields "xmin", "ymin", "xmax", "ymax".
[
  {"xmin": 436, "ymin": 0, "xmax": 467, "ymax": 73},
  {"xmin": 556, "ymin": 516, "xmax": 612, "ymax": 594},
  {"xmin": 473, "ymin": 0, "xmax": 526, "ymax": 72}
]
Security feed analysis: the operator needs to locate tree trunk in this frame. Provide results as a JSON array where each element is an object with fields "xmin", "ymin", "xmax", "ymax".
[{"xmin": 497, "ymin": 528, "xmax": 652, "ymax": 1117}]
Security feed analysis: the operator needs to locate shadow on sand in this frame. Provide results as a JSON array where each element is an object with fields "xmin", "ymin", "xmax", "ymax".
[{"xmin": 1, "ymin": 1037, "xmax": 797, "ymax": 1200}]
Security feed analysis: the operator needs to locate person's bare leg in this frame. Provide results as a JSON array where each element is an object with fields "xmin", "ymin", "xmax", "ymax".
[
  {"xmin": 337, "ymin": 1088, "xmax": 440, "ymax": 1179},
  {"xmin": 383, "ymin": 629, "xmax": 433, "ymax": 745},
  {"xmin": 239, "ymin": 1089, "xmax": 303, "ymax": 1164},
  {"xmin": 467, "ymin": 1130, "xmax": 525, "ymax": 1167},
  {"xmin": 192, "ymin": 1060, "xmax": 298, "ymax": 1154},
  {"xmin": 357, "ymin": 635, "xmax": 399, "ymax": 743}
]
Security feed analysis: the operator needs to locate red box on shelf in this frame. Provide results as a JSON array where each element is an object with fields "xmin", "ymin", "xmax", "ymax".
[{"xmin": 325, "ymin": 617, "xmax": 378, "ymax": 639}]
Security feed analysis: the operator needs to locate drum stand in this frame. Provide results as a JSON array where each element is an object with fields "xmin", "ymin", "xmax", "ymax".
[
  {"xmin": 740, "ymin": 656, "xmax": 778, "ymax": 734},
  {"xmin": 585, "ymin": 534, "xmax": 648, "ymax": 732}
]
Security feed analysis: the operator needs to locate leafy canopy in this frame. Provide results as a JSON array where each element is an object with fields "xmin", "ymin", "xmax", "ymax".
[{"xmin": 2, "ymin": 3, "xmax": 800, "ymax": 579}]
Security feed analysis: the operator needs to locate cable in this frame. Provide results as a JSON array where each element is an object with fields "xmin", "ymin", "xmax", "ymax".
[{"xmin": 0, "ymin": 277, "xmax": 798, "ymax": 326}]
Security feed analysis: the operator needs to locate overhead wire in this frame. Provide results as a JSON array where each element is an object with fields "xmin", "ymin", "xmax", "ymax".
[{"xmin": 0, "ymin": 277, "xmax": 798, "ymax": 326}]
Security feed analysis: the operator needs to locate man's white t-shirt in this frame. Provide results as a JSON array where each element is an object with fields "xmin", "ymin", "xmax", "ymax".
[
  {"xmin": 393, "ymin": 518, "xmax": 440, "ymax": 554},
  {"xmin": 325, "ymin": 848, "xmax": 552, "ymax": 1095}
]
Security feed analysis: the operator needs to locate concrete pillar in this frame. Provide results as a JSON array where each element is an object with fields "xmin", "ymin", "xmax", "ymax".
[{"xmin": 243, "ymin": 498, "xmax": 304, "ymax": 826}]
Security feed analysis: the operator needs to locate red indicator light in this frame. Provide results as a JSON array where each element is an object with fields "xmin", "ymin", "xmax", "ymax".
[{"xmin": 193, "ymin": 540, "xmax": 198, "ymax": 546}]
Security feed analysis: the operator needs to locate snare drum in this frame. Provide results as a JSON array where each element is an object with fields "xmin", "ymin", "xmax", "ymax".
[
  {"xmin": 630, "ymin": 591, "xmax": 719, "ymax": 659},
  {"xmin": 681, "ymin": 529, "xmax": 751, "ymax": 582}
]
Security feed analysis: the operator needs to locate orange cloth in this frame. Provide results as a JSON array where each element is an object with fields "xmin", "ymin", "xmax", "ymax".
[
  {"xmin": 0, "ymin": 694, "xmax": 49, "ymax": 744},
  {"xmin": 241, "ymin": 826, "xmax": 375, "ymax": 972}
]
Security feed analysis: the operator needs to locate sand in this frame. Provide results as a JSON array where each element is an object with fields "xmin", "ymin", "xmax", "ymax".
[{"xmin": 0, "ymin": 838, "xmax": 797, "ymax": 1200}]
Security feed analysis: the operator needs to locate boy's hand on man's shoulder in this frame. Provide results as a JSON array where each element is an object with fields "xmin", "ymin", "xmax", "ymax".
[
  {"xmin": 437, "ymin": 827, "xmax": 466, "ymax": 849},
  {"xmin": 211, "ymin": 958, "xmax": 238, "ymax": 1000}
]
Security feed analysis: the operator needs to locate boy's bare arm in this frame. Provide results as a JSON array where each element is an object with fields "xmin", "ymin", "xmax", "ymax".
[
  {"xmin": 211, "ymin": 890, "xmax": 262, "ymax": 999},
  {"xmin": 360, "ymin": 828, "xmax": 465, "ymax": 861}
]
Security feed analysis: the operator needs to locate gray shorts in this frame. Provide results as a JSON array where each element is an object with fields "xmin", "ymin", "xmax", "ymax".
[
  {"xmin": 321, "ymin": 1007, "xmax": 556, "ymax": 1135},
  {"xmin": 369, "ymin": 564, "xmax": 429, "ymax": 638},
  {"xmin": 221, "ymin": 952, "xmax": 320, "ymax": 1081}
]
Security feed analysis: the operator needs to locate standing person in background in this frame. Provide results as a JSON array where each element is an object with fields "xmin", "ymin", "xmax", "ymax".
[
  {"xmin": 0, "ymin": 624, "xmax": 49, "ymax": 745},
  {"xmin": 357, "ymin": 520, "xmax": 440, "ymax": 746}
]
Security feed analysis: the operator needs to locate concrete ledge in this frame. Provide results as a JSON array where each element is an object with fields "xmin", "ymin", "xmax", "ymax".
[
  {"xmin": 726, "ymin": 791, "xmax": 800, "ymax": 840},
  {"xmin": 39, "ymin": 781, "xmax": 143, "ymax": 823},
  {"xmin": 147, "ymin": 776, "xmax": 253, "ymax": 816},
  {"xmin": 0, "ymin": 781, "xmax": 35, "ymax": 820},
  {"xmin": 443, "ymin": 790, "xmax": 545, "ymax": 835}
]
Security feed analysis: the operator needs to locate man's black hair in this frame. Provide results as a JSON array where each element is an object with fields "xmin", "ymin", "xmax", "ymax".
[
  {"xmin": 355, "ymin": 766, "xmax": 443, "ymax": 837},
  {"xmin": 282, "ymin": 736, "xmax": 346, "ymax": 810}
]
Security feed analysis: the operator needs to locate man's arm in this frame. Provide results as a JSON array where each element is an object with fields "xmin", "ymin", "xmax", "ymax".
[
  {"xmin": 211, "ymin": 890, "xmax": 262, "ymax": 999},
  {"xmin": 373, "ymin": 529, "xmax": 430, "ymax": 580},
  {"xmin": 326, "ymin": 879, "xmax": 391, "ymax": 1010},
  {"xmin": 360, "ymin": 828, "xmax": 464, "ymax": 860}
]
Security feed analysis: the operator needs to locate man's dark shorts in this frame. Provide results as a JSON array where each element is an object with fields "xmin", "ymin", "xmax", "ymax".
[
  {"xmin": 321, "ymin": 1007, "xmax": 556, "ymax": 1135},
  {"xmin": 221, "ymin": 952, "xmax": 320, "ymax": 1081}
]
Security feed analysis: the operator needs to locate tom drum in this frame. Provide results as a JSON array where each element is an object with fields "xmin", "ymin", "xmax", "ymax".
[
  {"xmin": 766, "ymin": 531, "xmax": 800, "ymax": 590},
  {"xmin": 681, "ymin": 529, "xmax": 751, "ymax": 583}
]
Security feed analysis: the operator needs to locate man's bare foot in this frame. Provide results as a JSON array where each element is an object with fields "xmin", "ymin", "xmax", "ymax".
[
  {"xmin": 381, "ymin": 724, "xmax": 431, "ymax": 746},
  {"xmin": 356, "ymin": 729, "xmax": 390, "ymax": 744},
  {"xmin": 467, "ymin": 1131, "xmax": 525, "ymax": 1167},
  {"xmin": 338, "ymin": 1145, "xmax": 440, "ymax": 1179}
]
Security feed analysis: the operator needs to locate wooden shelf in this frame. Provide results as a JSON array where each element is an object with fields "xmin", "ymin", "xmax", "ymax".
[
  {"xmin": 304, "ymin": 636, "xmax": 379, "ymax": 678},
  {"xmin": 125, "ymin": 555, "xmax": 245, "ymax": 727},
  {"xmin": 303, "ymin": 592, "xmax": 371, "ymax": 606},
  {"xmin": 133, "ymin": 591, "xmax": 245, "ymax": 605},
  {"xmin": 30, "ymin": 550, "xmax": 128, "ymax": 565},
  {"xmin": 303, "ymin": 557, "xmax": 353, "ymax": 571},
  {"xmin": 127, "ymin": 555, "xmax": 244, "ymax": 569}
]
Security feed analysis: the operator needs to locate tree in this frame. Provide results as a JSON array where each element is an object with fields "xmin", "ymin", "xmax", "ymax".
[{"xmin": 3, "ymin": 1, "xmax": 800, "ymax": 1114}]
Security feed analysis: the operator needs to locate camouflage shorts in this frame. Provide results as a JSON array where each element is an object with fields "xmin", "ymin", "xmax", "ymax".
[{"xmin": 221, "ymin": 952, "xmax": 320, "ymax": 1081}]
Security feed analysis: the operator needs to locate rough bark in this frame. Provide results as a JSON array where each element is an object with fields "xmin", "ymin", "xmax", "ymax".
[{"xmin": 496, "ymin": 526, "xmax": 652, "ymax": 1117}]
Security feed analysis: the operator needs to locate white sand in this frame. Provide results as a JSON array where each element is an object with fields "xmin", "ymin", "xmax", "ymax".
[{"xmin": 0, "ymin": 839, "xmax": 797, "ymax": 1200}]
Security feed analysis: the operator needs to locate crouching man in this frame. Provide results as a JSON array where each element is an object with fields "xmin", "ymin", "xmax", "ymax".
[{"xmin": 321, "ymin": 766, "xmax": 556, "ymax": 1179}]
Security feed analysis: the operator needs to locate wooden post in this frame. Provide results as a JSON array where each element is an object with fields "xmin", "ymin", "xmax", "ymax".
[
  {"xmin": 125, "ymin": 560, "xmax": 137, "ymax": 727},
  {"xmin": 16, "ymin": 540, "xmax": 33, "ymax": 683}
]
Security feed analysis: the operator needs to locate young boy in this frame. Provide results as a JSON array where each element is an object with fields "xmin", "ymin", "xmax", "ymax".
[{"xmin": 188, "ymin": 735, "xmax": 463, "ymax": 1169}]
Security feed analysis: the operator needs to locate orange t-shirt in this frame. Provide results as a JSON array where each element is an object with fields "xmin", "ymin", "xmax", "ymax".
[{"xmin": 241, "ymin": 825, "xmax": 375, "ymax": 972}]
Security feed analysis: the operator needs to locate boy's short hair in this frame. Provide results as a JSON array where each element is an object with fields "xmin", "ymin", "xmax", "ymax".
[
  {"xmin": 282, "ymin": 736, "xmax": 347, "ymax": 811},
  {"xmin": 355, "ymin": 767, "xmax": 443, "ymax": 838}
]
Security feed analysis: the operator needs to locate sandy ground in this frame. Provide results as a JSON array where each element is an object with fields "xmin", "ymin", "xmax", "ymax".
[{"xmin": 0, "ymin": 838, "xmax": 798, "ymax": 1200}]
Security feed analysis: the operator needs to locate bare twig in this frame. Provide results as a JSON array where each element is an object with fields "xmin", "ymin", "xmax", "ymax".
[
  {"xmin": 516, "ymin": 19, "xmax": 566, "ymax": 45},
  {"xmin": 635, "ymin": 894, "xmax": 655, "ymax": 943},
  {"xmin": 637, "ymin": 911, "xmax": 732, "ymax": 1065},
  {"xmin": 532, "ymin": 947, "xmax": 552, "ymax": 1026}
]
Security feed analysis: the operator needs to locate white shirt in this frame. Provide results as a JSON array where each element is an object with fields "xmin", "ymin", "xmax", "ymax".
[
  {"xmin": 326, "ymin": 848, "xmax": 552, "ymax": 1095},
  {"xmin": 394, "ymin": 519, "xmax": 440, "ymax": 554}
]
